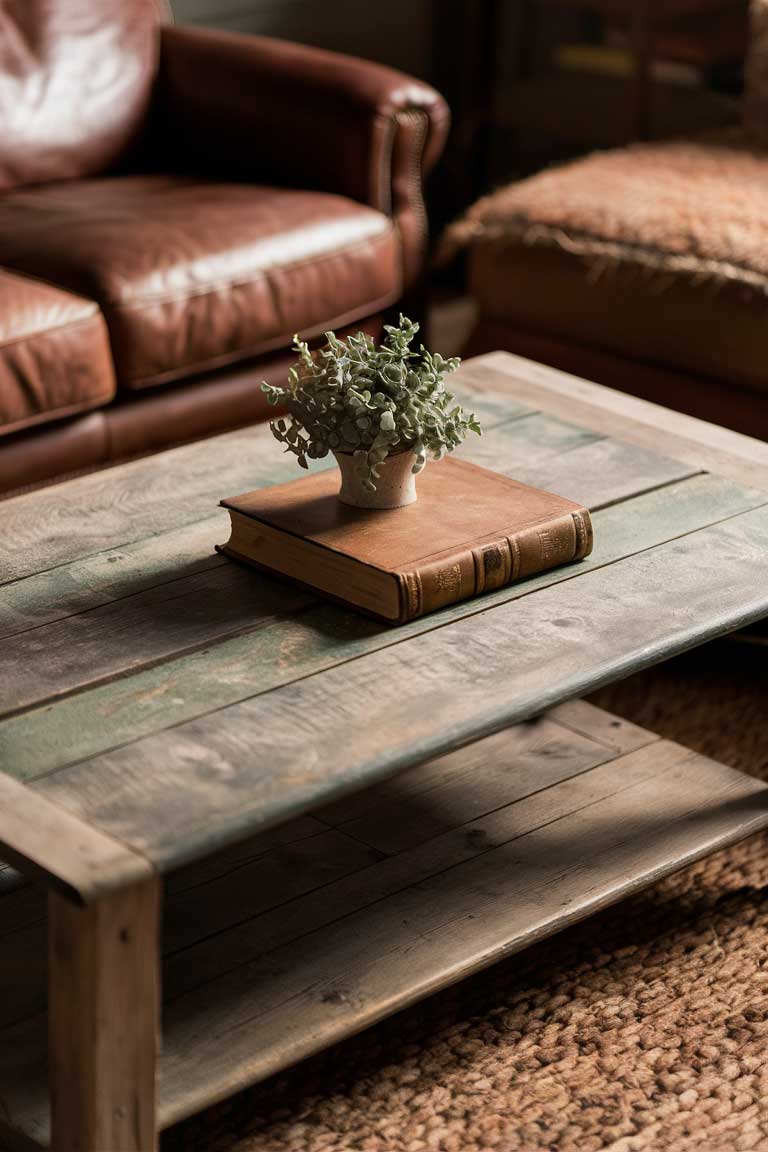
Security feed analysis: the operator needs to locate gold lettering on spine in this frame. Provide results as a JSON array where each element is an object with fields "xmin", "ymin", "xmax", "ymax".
[{"xmin": 434, "ymin": 564, "xmax": 462, "ymax": 597}]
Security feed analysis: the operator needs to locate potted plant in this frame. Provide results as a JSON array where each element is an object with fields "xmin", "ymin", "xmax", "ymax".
[{"xmin": 262, "ymin": 315, "xmax": 482, "ymax": 509}]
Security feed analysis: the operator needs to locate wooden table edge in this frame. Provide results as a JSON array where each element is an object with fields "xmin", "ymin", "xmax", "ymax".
[
  {"xmin": 0, "ymin": 772, "xmax": 154, "ymax": 904},
  {"xmin": 470, "ymin": 351, "xmax": 768, "ymax": 488}
]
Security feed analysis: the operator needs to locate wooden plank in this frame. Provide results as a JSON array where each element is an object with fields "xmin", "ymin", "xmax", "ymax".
[
  {"xmin": 548, "ymin": 698, "xmax": 657, "ymax": 755},
  {"xmin": 0, "ymin": 517, "xmax": 226, "ymax": 641},
  {"xmin": 2, "ymin": 738, "xmax": 768, "ymax": 1144},
  {"xmin": 0, "ymin": 410, "xmax": 583, "ymax": 641},
  {"xmin": 0, "ymin": 564, "xmax": 313, "ymax": 721},
  {"xmin": 0, "ymin": 1114, "xmax": 44, "ymax": 1152},
  {"xmin": 164, "ymin": 829, "xmax": 381, "ymax": 953},
  {"xmin": 49, "ymin": 876, "xmax": 160, "ymax": 1152},
  {"xmin": 156, "ymin": 744, "xmax": 768, "ymax": 1126},
  {"xmin": 0, "ymin": 707, "xmax": 637, "ymax": 1032},
  {"xmin": 161, "ymin": 721, "xmax": 634, "ymax": 1000},
  {"xmin": 455, "ymin": 409, "xmax": 600, "ymax": 474},
  {"xmin": 30, "ymin": 502, "xmax": 768, "ymax": 870},
  {"xmin": 315, "ymin": 716, "xmax": 616, "ymax": 853},
  {"xmin": 0, "ymin": 707, "xmax": 651, "ymax": 1031},
  {"xmin": 450, "ymin": 370, "xmax": 536, "ymax": 426},
  {"xmin": 0, "ymin": 412, "xmax": 599, "ymax": 716},
  {"xmin": 0, "ymin": 370, "xmax": 531, "ymax": 587},
  {"xmin": 0, "ymin": 1020, "xmax": 48, "ymax": 1151},
  {"xmin": 0, "ymin": 423, "xmax": 288, "ymax": 587},
  {"xmin": 157, "ymin": 712, "xmax": 648, "ymax": 997},
  {"xmin": 514, "ymin": 438, "xmax": 699, "ymax": 511},
  {"xmin": 470, "ymin": 352, "xmax": 768, "ymax": 490},
  {"xmin": 2, "ymin": 472, "xmax": 761, "ymax": 784},
  {"xmin": 0, "ymin": 814, "xmax": 332, "ymax": 1035},
  {"xmin": 164, "ymin": 813, "xmax": 329, "ymax": 894},
  {"xmin": 467, "ymin": 417, "xmax": 699, "ymax": 513},
  {"xmin": 0, "ymin": 773, "xmax": 153, "ymax": 903}
]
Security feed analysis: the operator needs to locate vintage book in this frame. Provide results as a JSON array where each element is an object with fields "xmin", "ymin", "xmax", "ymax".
[{"xmin": 219, "ymin": 458, "xmax": 593, "ymax": 623}]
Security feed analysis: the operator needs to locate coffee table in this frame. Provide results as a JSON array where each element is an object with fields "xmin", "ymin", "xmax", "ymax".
[{"xmin": 2, "ymin": 351, "xmax": 768, "ymax": 1152}]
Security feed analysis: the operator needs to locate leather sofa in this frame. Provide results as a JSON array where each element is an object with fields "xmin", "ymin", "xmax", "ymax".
[{"xmin": 0, "ymin": 1, "xmax": 449, "ymax": 494}]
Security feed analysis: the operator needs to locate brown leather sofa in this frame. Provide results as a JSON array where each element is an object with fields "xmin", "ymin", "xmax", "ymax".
[{"xmin": 0, "ymin": 1, "xmax": 449, "ymax": 494}]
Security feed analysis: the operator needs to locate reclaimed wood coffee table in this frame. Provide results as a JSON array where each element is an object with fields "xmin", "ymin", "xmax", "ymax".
[{"xmin": 2, "ymin": 351, "xmax": 768, "ymax": 1152}]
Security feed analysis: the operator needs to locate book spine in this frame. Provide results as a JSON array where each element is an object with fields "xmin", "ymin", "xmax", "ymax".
[{"xmin": 397, "ymin": 508, "xmax": 593, "ymax": 622}]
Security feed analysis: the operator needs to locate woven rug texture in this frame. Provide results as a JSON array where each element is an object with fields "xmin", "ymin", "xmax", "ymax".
[{"xmin": 164, "ymin": 638, "xmax": 768, "ymax": 1152}]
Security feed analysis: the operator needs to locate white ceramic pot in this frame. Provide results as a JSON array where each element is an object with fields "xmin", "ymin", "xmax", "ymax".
[{"xmin": 334, "ymin": 449, "xmax": 421, "ymax": 509}]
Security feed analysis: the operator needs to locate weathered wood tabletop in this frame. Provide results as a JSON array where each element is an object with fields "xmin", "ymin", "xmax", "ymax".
[
  {"xmin": 3, "ymin": 351, "xmax": 768, "ymax": 1151},
  {"xmin": 2, "ymin": 350, "xmax": 768, "ymax": 884}
]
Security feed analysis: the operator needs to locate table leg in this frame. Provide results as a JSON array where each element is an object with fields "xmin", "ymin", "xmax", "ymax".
[{"xmin": 48, "ymin": 876, "xmax": 161, "ymax": 1152}]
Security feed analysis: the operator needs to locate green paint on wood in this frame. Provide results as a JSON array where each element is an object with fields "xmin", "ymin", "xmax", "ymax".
[
  {"xmin": 0, "ymin": 412, "xmax": 602, "ymax": 715},
  {"xmin": 0, "ymin": 387, "xmax": 533, "ymax": 586},
  {"xmin": 32, "ymin": 501, "xmax": 768, "ymax": 869},
  {"xmin": 2, "ymin": 474, "xmax": 764, "ymax": 784},
  {"xmin": 514, "ymin": 438, "xmax": 699, "ymax": 511}
]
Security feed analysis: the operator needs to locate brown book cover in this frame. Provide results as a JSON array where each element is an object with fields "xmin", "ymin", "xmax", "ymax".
[{"xmin": 219, "ymin": 458, "xmax": 593, "ymax": 623}]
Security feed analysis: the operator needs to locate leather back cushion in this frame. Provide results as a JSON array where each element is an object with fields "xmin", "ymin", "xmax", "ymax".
[
  {"xmin": 745, "ymin": 0, "xmax": 768, "ymax": 143},
  {"xmin": 0, "ymin": 0, "xmax": 167, "ymax": 190}
]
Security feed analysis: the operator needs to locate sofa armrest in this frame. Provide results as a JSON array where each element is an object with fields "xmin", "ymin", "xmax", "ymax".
[{"xmin": 156, "ymin": 25, "xmax": 450, "ymax": 287}]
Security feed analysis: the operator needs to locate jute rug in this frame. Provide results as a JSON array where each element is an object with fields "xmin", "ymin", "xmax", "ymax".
[{"xmin": 165, "ymin": 637, "xmax": 768, "ymax": 1152}]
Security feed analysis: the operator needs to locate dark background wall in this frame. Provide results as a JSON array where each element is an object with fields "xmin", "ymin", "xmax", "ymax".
[
  {"xmin": 169, "ymin": 0, "xmax": 437, "ymax": 78},
  {"xmin": 167, "ymin": 1, "xmax": 743, "ymax": 224}
]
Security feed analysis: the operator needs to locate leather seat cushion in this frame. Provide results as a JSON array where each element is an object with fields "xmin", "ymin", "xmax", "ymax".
[
  {"xmin": 0, "ymin": 0, "xmax": 163, "ymax": 191},
  {"xmin": 0, "ymin": 269, "xmax": 115, "ymax": 436},
  {"xmin": 447, "ymin": 133, "xmax": 768, "ymax": 393},
  {"xmin": 0, "ymin": 176, "xmax": 402, "ymax": 390}
]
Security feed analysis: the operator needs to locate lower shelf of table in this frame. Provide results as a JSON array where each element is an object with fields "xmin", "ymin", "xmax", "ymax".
[{"xmin": 2, "ymin": 700, "xmax": 768, "ymax": 1150}]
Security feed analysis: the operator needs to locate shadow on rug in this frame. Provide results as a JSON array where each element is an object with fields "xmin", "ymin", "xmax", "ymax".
[{"xmin": 164, "ymin": 638, "xmax": 768, "ymax": 1152}]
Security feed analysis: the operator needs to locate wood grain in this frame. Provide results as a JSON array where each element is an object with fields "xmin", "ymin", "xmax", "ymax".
[
  {"xmin": 473, "ymin": 352, "xmax": 768, "ymax": 490},
  {"xmin": 547, "ymin": 698, "xmax": 658, "ymax": 755},
  {"xmin": 156, "ymin": 742, "xmax": 768, "ymax": 1128},
  {"xmin": 0, "ymin": 423, "xmax": 289, "ymax": 587},
  {"xmin": 0, "ymin": 710, "xmax": 654, "ymax": 1031},
  {"xmin": 2, "ymin": 350, "xmax": 768, "ymax": 1150},
  {"xmin": 49, "ymin": 877, "xmax": 160, "ymax": 1152},
  {"xmin": 30, "ymin": 502, "xmax": 768, "ymax": 870},
  {"xmin": 315, "ymin": 717, "xmax": 620, "ymax": 854},
  {"xmin": 0, "ymin": 410, "xmax": 587, "ymax": 640},
  {"xmin": 164, "ymin": 828, "xmax": 381, "ymax": 953},
  {"xmin": 0, "ymin": 818, "xmax": 332, "ymax": 1037},
  {"xmin": 0, "ymin": 368, "xmax": 530, "ymax": 587},
  {"xmin": 455, "ymin": 409, "xmax": 600, "ymax": 474},
  {"xmin": 2, "ymin": 473, "xmax": 761, "ymax": 784},
  {"xmin": 160, "ymin": 719, "xmax": 627, "ymax": 1000},
  {"xmin": 0, "ymin": 412, "xmax": 606, "ymax": 715},
  {"xmin": 0, "ymin": 564, "xmax": 312, "ymax": 720},
  {"xmin": 514, "ymin": 437, "xmax": 698, "ymax": 510},
  {"xmin": 0, "ymin": 772, "xmax": 152, "ymax": 903},
  {"xmin": 0, "ymin": 517, "xmax": 226, "ymax": 641},
  {"xmin": 3, "ymin": 719, "xmax": 768, "ymax": 1147}
]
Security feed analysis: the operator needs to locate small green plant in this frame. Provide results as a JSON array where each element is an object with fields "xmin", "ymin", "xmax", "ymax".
[{"xmin": 261, "ymin": 316, "xmax": 481, "ymax": 492}]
